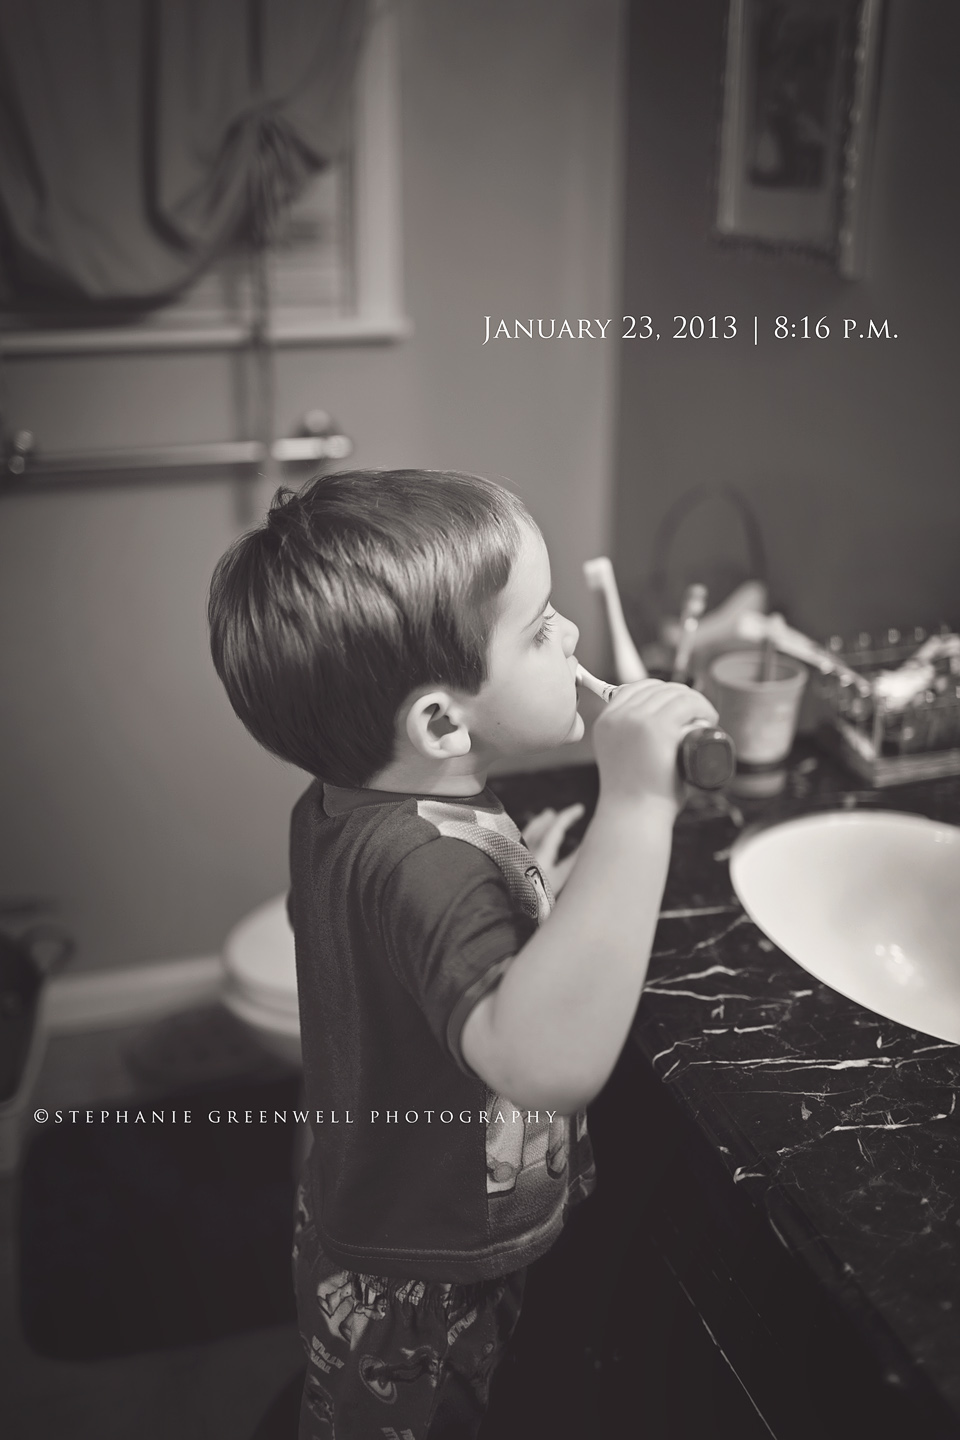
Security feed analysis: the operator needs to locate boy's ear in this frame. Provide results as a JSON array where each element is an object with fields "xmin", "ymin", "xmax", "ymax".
[{"xmin": 404, "ymin": 690, "xmax": 472, "ymax": 760}]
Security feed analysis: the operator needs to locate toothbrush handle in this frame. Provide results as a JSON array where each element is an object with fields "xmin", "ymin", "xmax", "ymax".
[
  {"xmin": 577, "ymin": 667, "xmax": 735, "ymax": 789},
  {"xmin": 677, "ymin": 724, "xmax": 736, "ymax": 791}
]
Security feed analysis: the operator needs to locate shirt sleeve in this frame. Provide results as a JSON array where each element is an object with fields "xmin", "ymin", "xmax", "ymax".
[{"xmin": 378, "ymin": 835, "xmax": 536, "ymax": 1076}]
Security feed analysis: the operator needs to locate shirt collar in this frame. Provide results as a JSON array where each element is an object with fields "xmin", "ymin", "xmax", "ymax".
[{"xmin": 321, "ymin": 782, "xmax": 504, "ymax": 817}]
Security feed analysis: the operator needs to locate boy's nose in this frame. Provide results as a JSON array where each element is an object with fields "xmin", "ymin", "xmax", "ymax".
[{"xmin": 561, "ymin": 615, "xmax": 579, "ymax": 655}]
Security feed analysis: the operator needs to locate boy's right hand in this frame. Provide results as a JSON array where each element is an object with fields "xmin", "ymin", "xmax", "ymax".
[{"xmin": 592, "ymin": 679, "xmax": 719, "ymax": 809}]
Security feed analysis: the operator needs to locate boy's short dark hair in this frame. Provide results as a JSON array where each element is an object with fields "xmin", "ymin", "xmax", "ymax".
[{"xmin": 208, "ymin": 469, "xmax": 532, "ymax": 786}]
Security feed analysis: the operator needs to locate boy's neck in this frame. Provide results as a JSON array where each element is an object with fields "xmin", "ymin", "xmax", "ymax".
[{"xmin": 365, "ymin": 753, "xmax": 490, "ymax": 797}]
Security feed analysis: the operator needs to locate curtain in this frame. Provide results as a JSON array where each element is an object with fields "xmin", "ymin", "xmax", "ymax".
[{"xmin": 0, "ymin": 0, "xmax": 368, "ymax": 308}]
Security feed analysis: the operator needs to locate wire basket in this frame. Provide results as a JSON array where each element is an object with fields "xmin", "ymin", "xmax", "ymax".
[{"xmin": 813, "ymin": 628, "xmax": 960, "ymax": 786}]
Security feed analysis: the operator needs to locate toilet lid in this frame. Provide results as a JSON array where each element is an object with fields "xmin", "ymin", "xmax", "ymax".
[{"xmin": 222, "ymin": 893, "xmax": 299, "ymax": 1019}]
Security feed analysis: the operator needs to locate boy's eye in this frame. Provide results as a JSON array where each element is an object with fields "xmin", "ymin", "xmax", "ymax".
[{"xmin": 533, "ymin": 611, "xmax": 556, "ymax": 647}]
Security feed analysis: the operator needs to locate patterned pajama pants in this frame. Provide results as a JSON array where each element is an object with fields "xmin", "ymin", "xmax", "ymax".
[{"xmin": 293, "ymin": 1186, "xmax": 526, "ymax": 1439}]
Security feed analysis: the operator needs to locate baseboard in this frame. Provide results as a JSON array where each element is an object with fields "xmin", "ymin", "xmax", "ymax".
[{"xmin": 43, "ymin": 955, "xmax": 225, "ymax": 1034}]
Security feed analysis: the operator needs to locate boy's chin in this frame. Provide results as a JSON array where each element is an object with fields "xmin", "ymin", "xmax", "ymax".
[{"xmin": 563, "ymin": 711, "xmax": 586, "ymax": 744}]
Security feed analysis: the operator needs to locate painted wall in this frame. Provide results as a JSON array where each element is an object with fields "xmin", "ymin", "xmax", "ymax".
[
  {"xmin": 614, "ymin": 0, "xmax": 960, "ymax": 645},
  {"xmin": 0, "ymin": 0, "xmax": 625, "ymax": 971}
]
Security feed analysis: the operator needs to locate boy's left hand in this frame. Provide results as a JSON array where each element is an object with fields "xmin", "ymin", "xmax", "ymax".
[{"xmin": 521, "ymin": 803, "xmax": 586, "ymax": 894}]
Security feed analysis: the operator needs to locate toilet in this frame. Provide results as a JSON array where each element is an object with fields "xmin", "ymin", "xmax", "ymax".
[{"xmin": 221, "ymin": 894, "xmax": 302, "ymax": 1066}]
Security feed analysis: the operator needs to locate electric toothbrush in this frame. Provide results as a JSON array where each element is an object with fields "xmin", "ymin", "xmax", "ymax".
[{"xmin": 576, "ymin": 664, "xmax": 735, "ymax": 790}]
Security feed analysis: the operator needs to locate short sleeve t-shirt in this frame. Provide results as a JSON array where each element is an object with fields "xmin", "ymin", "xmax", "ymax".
[{"xmin": 288, "ymin": 780, "xmax": 595, "ymax": 1284}]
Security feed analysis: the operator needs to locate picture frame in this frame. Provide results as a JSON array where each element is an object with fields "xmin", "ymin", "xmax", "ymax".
[{"xmin": 716, "ymin": 0, "xmax": 885, "ymax": 277}]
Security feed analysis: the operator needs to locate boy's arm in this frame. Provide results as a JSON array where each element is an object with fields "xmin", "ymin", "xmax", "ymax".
[{"xmin": 461, "ymin": 680, "xmax": 717, "ymax": 1115}]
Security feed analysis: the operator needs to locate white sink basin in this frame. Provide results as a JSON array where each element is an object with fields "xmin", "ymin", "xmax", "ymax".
[{"xmin": 730, "ymin": 810, "xmax": 960, "ymax": 1043}]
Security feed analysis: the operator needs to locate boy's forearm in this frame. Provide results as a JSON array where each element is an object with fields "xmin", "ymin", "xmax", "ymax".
[{"xmin": 461, "ymin": 795, "xmax": 676, "ymax": 1112}]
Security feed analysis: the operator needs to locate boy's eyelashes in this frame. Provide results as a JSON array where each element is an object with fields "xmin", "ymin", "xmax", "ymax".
[{"xmin": 532, "ymin": 609, "xmax": 557, "ymax": 647}]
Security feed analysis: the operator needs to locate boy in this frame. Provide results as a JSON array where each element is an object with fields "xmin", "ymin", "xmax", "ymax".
[{"xmin": 208, "ymin": 469, "xmax": 716, "ymax": 1438}]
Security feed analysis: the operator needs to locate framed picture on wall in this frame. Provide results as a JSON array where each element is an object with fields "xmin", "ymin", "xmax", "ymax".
[{"xmin": 716, "ymin": 0, "xmax": 885, "ymax": 277}]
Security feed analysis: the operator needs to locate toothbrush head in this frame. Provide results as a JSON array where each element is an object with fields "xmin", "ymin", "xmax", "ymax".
[
  {"xmin": 582, "ymin": 556, "xmax": 615, "ymax": 590},
  {"xmin": 681, "ymin": 583, "xmax": 708, "ymax": 620}
]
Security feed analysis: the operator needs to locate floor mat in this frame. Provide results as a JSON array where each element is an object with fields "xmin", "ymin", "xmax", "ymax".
[{"xmin": 19, "ymin": 1074, "xmax": 302, "ymax": 1359}]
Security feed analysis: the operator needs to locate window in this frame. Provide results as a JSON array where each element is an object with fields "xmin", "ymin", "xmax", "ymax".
[{"xmin": 0, "ymin": 2, "xmax": 406, "ymax": 355}]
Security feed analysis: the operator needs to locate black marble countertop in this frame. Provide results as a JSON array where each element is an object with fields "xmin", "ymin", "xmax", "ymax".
[{"xmin": 491, "ymin": 743, "xmax": 960, "ymax": 1429}]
